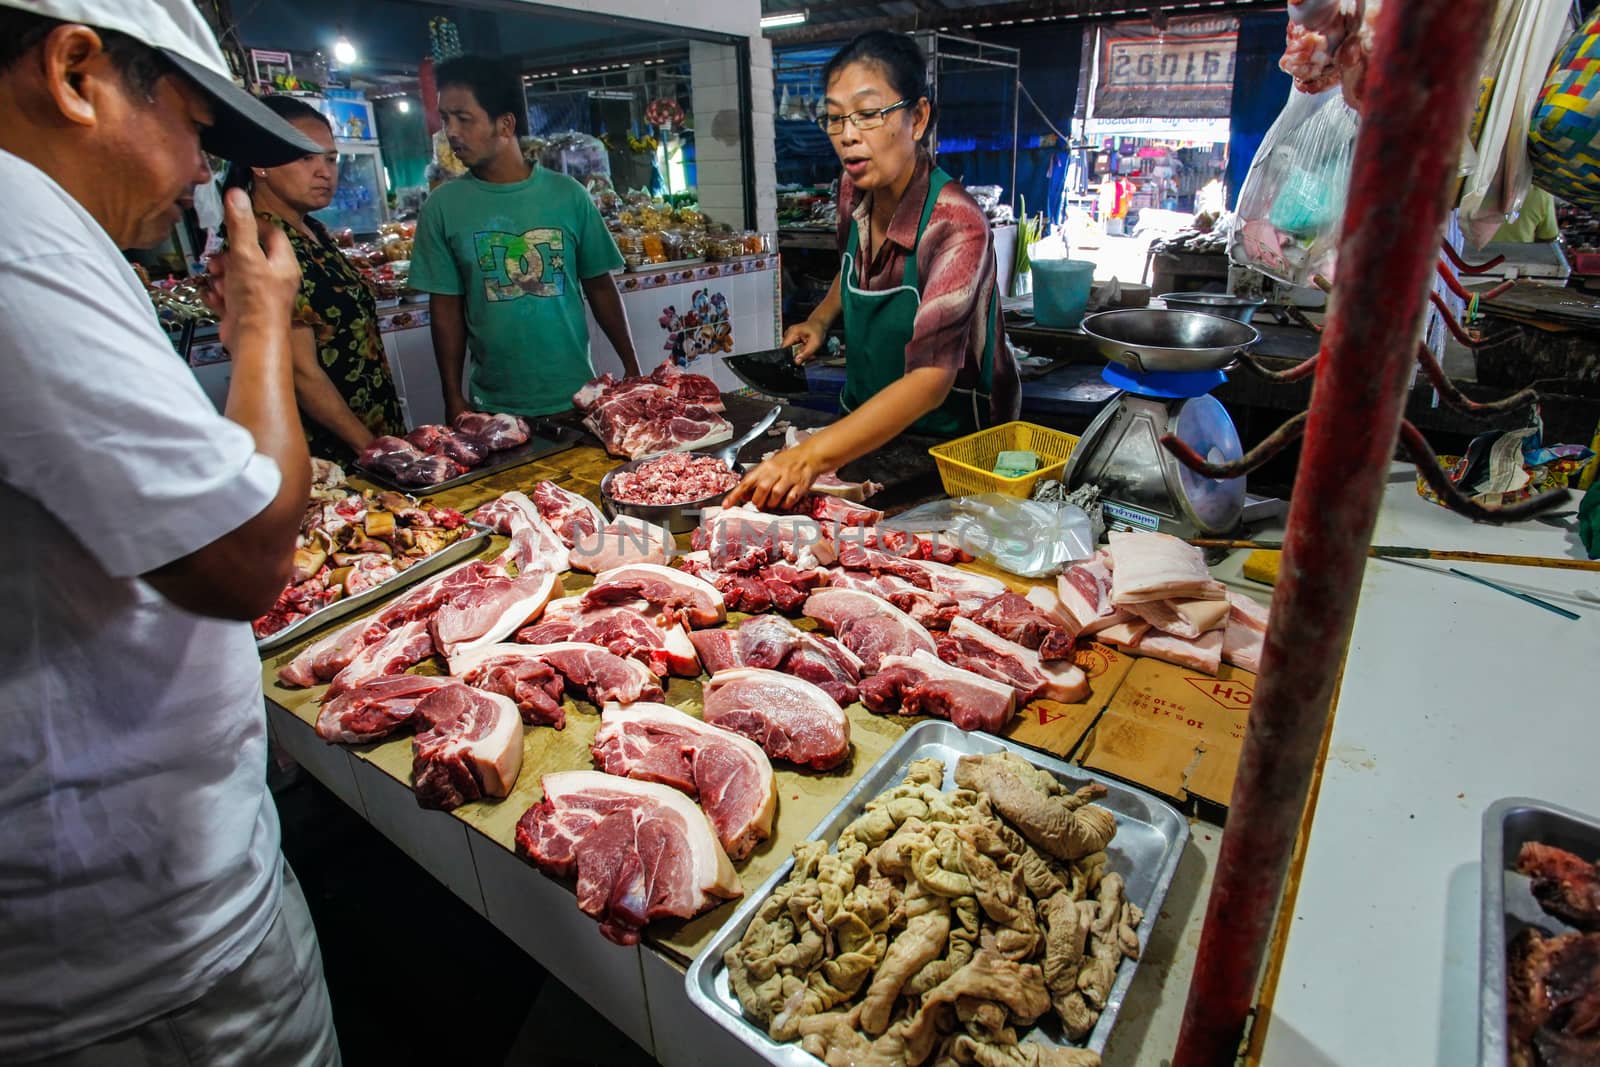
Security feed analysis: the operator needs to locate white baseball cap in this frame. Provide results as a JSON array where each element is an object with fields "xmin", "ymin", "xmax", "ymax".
[{"xmin": 0, "ymin": 0, "xmax": 323, "ymax": 165}]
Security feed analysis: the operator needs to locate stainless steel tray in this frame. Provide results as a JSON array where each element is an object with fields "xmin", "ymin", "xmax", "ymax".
[
  {"xmin": 1479, "ymin": 796, "xmax": 1600, "ymax": 1066},
  {"xmin": 255, "ymin": 530, "xmax": 491, "ymax": 654},
  {"xmin": 354, "ymin": 434, "xmax": 573, "ymax": 496},
  {"xmin": 685, "ymin": 719, "xmax": 1189, "ymax": 1064}
]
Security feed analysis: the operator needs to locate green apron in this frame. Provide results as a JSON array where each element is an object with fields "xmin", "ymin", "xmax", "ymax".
[{"xmin": 838, "ymin": 166, "xmax": 1001, "ymax": 437}]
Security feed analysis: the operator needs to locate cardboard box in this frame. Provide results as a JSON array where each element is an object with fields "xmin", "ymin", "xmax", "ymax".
[
  {"xmin": 1079, "ymin": 657, "xmax": 1258, "ymax": 806},
  {"xmin": 1002, "ymin": 641, "xmax": 1135, "ymax": 758}
]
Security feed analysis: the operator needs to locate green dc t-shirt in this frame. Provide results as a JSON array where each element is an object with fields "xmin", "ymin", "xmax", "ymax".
[{"xmin": 409, "ymin": 165, "xmax": 624, "ymax": 417}]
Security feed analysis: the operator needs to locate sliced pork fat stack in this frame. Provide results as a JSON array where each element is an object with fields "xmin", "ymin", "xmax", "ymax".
[
  {"xmin": 701, "ymin": 668, "xmax": 851, "ymax": 771},
  {"xmin": 1222, "ymin": 591, "xmax": 1270, "ymax": 673},
  {"xmin": 581, "ymin": 562, "xmax": 725, "ymax": 628},
  {"xmin": 516, "ymin": 770, "xmax": 742, "ymax": 945},
  {"xmin": 687, "ymin": 614, "xmax": 864, "ymax": 705},
  {"xmin": 591, "ymin": 702, "xmax": 776, "ymax": 860},
  {"xmin": 1106, "ymin": 530, "xmax": 1226, "ymax": 604},
  {"xmin": 517, "ymin": 596, "xmax": 699, "ymax": 677},
  {"xmin": 429, "ymin": 567, "xmax": 560, "ymax": 661},
  {"xmin": 411, "ymin": 685, "xmax": 523, "ymax": 811},
  {"xmin": 936, "ymin": 617, "xmax": 1090, "ymax": 704},
  {"xmin": 315, "ymin": 674, "xmax": 460, "ymax": 743},
  {"xmin": 859, "ymin": 649, "xmax": 1018, "ymax": 733},
  {"xmin": 1135, "ymin": 628, "xmax": 1224, "ymax": 674},
  {"xmin": 451, "ymin": 641, "xmax": 663, "ymax": 728},
  {"xmin": 971, "ymin": 591, "xmax": 1079, "ymax": 659},
  {"xmin": 324, "ymin": 618, "xmax": 435, "ymax": 698},
  {"xmin": 801, "ymin": 588, "xmax": 938, "ymax": 672}
]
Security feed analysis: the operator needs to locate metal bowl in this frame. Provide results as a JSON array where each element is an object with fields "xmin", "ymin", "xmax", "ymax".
[
  {"xmin": 598, "ymin": 454, "xmax": 741, "ymax": 534},
  {"xmin": 1157, "ymin": 291, "xmax": 1267, "ymax": 323},
  {"xmin": 1082, "ymin": 308, "xmax": 1260, "ymax": 375}
]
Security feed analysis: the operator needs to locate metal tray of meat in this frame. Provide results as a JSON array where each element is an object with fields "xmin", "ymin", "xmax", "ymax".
[
  {"xmin": 1479, "ymin": 796, "xmax": 1600, "ymax": 1066},
  {"xmin": 255, "ymin": 529, "xmax": 491, "ymax": 655},
  {"xmin": 685, "ymin": 719, "xmax": 1190, "ymax": 1065},
  {"xmin": 354, "ymin": 433, "xmax": 573, "ymax": 496}
]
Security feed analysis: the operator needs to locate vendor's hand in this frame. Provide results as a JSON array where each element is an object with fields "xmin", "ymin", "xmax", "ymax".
[
  {"xmin": 782, "ymin": 320, "xmax": 827, "ymax": 365},
  {"xmin": 201, "ymin": 188, "xmax": 300, "ymax": 354},
  {"xmin": 725, "ymin": 443, "xmax": 827, "ymax": 512},
  {"xmin": 444, "ymin": 394, "xmax": 473, "ymax": 424}
]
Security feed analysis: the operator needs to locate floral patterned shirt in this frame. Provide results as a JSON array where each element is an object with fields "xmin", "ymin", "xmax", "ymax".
[{"xmin": 266, "ymin": 213, "xmax": 405, "ymax": 460}]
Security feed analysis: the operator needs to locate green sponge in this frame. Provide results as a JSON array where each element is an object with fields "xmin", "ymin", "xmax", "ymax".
[{"xmin": 993, "ymin": 450, "xmax": 1040, "ymax": 479}]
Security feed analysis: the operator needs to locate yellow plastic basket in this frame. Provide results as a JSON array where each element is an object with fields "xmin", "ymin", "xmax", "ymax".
[{"xmin": 928, "ymin": 421, "xmax": 1079, "ymax": 499}]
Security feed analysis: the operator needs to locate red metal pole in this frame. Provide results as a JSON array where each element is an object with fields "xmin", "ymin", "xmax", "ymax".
[{"xmin": 1170, "ymin": 2, "xmax": 1497, "ymax": 1063}]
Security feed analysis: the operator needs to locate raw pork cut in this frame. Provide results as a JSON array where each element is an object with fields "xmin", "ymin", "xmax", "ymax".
[
  {"xmin": 802, "ymin": 588, "xmax": 937, "ymax": 672},
  {"xmin": 801, "ymin": 494, "xmax": 882, "ymax": 527},
  {"xmin": 828, "ymin": 524, "xmax": 971, "ymax": 564},
  {"xmin": 676, "ymin": 552, "xmax": 828, "ymax": 615},
  {"xmin": 376, "ymin": 558, "xmax": 508, "ymax": 630},
  {"xmin": 569, "ymin": 515, "xmax": 677, "ymax": 574},
  {"xmin": 517, "ymin": 596, "xmax": 700, "ymax": 677},
  {"xmin": 411, "ymin": 685, "xmax": 523, "ymax": 811},
  {"xmin": 429, "ymin": 568, "xmax": 560, "ymax": 661},
  {"xmin": 834, "ymin": 543, "xmax": 1006, "ymax": 613},
  {"xmin": 474, "ymin": 491, "xmax": 571, "ymax": 574},
  {"xmin": 405, "ymin": 425, "xmax": 486, "ymax": 468},
  {"xmin": 1106, "ymin": 531, "xmax": 1226, "ymax": 605},
  {"xmin": 357, "ymin": 435, "xmax": 466, "ymax": 488},
  {"xmin": 574, "ymin": 363, "xmax": 733, "ymax": 459},
  {"xmin": 1222, "ymin": 591, "xmax": 1270, "ymax": 673},
  {"xmin": 823, "ymin": 570, "xmax": 960, "ymax": 629},
  {"xmin": 315, "ymin": 674, "xmax": 459, "ymax": 743},
  {"xmin": 452, "ymin": 411, "xmax": 530, "ymax": 451},
  {"xmin": 688, "ymin": 614, "xmax": 863, "ymax": 705},
  {"xmin": 1056, "ymin": 554, "xmax": 1115, "ymax": 629},
  {"xmin": 1123, "ymin": 597, "xmax": 1230, "ymax": 641},
  {"xmin": 451, "ymin": 641, "xmax": 663, "ymax": 727},
  {"xmin": 277, "ymin": 613, "xmax": 387, "ymax": 688},
  {"xmin": 1135, "ymin": 628, "xmax": 1223, "ymax": 674},
  {"xmin": 325, "ymin": 619, "xmax": 435, "ymax": 698},
  {"xmin": 970, "ymin": 592, "xmax": 1078, "ymax": 660},
  {"xmin": 591, "ymin": 702, "xmax": 776, "ymax": 860},
  {"xmin": 859, "ymin": 649, "xmax": 1018, "ymax": 733},
  {"xmin": 516, "ymin": 770, "xmax": 741, "ymax": 945},
  {"xmin": 936, "ymin": 618, "xmax": 1090, "ymax": 704},
  {"xmin": 529, "ymin": 480, "xmax": 605, "ymax": 546},
  {"xmin": 1095, "ymin": 620, "xmax": 1153, "ymax": 649},
  {"xmin": 702, "ymin": 668, "xmax": 851, "ymax": 771},
  {"xmin": 582, "ymin": 562, "xmax": 725, "ymax": 628},
  {"xmin": 692, "ymin": 506, "xmax": 836, "ymax": 572}
]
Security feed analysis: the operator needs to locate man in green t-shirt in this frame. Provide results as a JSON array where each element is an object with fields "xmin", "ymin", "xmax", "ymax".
[{"xmin": 410, "ymin": 56, "xmax": 639, "ymax": 420}]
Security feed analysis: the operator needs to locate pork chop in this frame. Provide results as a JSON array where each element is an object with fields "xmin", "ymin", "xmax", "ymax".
[
  {"xmin": 411, "ymin": 685, "xmax": 523, "ymax": 811},
  {"xmin": 315, "ymin": 674, "xmax": 460, "ymax": 743},
  {"xmin": 452, "ymin": 641, "xmax": 664, "ymax": 727},
  {"xmin": 858, "ymin": 649, "xmax": 1018, "ymax": 733},
  {"xmin": 517, "ymin": 596, "xmax": 699, "ymax": 677},
  {"xmin": 802, "ymin": 588, "xmax": 937, "ymax": 672},
  {"xmin": 702, "ymin": 668, "xmax": 851, "ymax": 771},
  {"xmin": 582, "ymin": 562, "xmax": 726, "ymax": 628},
  {"xmin": 936, "ymin": 618, "xmax": 1090, "ymax": 704}
]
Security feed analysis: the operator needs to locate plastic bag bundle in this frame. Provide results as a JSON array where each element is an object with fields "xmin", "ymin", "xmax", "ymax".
[
  {"xmin": 881, "ymin": 494, "xmax": 1096, "ymax": 579},
  {"xmin": 1228, "ymin": 87, "xmax": 1359, "ymax": 287}
]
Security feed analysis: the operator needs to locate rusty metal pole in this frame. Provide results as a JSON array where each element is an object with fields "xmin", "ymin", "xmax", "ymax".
[{"xmin": 1170, "ymin": 2, "xmax": 1497, "ymax": 1063}]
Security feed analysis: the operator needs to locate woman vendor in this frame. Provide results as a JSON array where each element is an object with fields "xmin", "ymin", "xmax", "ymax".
[
  {"xmin": 728, "ymin": 31, "xmax": 1020, "ymax": 510},
  {"xmin": 224, "ymin": 96, "xmax": 404, "ymax": 461}
]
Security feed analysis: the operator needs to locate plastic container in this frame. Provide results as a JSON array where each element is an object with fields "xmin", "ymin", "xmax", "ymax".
[
  {"xmin": 929, "ymin": 421, "xmax": 1079, "ymax": 499},
  {"xmin": 1031, "ymin": 259, "xmax": 1095, "ymax": 329}
]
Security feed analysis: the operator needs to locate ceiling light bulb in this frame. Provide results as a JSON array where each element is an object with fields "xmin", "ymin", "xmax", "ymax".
[
  {"xmin": 333, "ymin": 36, "xmax": 357, "ymax": 65},
  {"xmin": 396, "ymin": 98, "xmax": 411, "ymax": 113}
]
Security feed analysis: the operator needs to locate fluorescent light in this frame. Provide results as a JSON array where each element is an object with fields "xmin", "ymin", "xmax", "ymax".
[
  {"xmin": 760, "ymin": 11, "xmax": 808, "ymax": 28},
  {"xmin": 588, "ymin": 90, "xmax": 636, "ymax": 100},
  {"xmin": 333, "ymin": 36, "xmax": 356, "ymax": 65},
  {"xmin": 396, "ymin": 98, "xmax": 411, "ymax": 113}
]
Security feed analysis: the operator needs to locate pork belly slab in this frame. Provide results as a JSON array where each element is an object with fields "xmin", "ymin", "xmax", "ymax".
[
  {"xmin": 591, "ymin": 702, "xmax": 776, "ymax": 860},
  {"xmin": 516, "ymin": 771, "xmax": 741, "ymax": 945}
]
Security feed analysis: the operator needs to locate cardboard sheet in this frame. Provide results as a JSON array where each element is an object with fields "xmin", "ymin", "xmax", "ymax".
[
  {"xmin": 1078, "ymin": 657, "xmax": 1258, "ymax": 806},
  {"xmin": 1001, "ymin": 640, "xmax": 1135, "ymax": 758}
]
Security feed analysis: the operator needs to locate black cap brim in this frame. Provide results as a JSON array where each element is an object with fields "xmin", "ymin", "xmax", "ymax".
[{"xmin": 160, "ymin": 49, "xmax": 324, "ymax": 167}]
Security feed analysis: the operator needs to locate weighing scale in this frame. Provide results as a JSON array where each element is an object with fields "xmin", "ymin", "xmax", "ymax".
[{"xmin": 1064, "ymin": 309, "xmax": 1257, "ymax": 538}]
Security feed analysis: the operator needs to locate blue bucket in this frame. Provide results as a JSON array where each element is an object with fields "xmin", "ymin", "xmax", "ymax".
[{"xmin": 1032, "ymin": 259, "xmax": 1095, "ymax": 329}]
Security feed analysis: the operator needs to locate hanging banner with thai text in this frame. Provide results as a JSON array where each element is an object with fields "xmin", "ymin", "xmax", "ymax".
[{"xmin": 1094, "ymin": 16, "xmax": 1238, "ymax": 120}]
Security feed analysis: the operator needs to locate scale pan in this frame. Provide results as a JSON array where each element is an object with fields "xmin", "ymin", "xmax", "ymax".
[{"xmin": 1083, "ymin": 308, "xmax": 1259, "ymax": 375}]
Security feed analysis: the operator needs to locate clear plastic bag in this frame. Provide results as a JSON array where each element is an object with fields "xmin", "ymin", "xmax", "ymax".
[
  {"xmin": 882, "ymin": 494, "xmax": 1096, "ymax": 578},
  {"xmin": 1228, "ymin": 87, "xmax": 1358, "ymax": 287}
]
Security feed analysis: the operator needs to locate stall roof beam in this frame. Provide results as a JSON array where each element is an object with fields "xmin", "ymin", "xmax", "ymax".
[{"xmin": 766, "ymin": 0, "xmax": 1284, "ymax": 42}]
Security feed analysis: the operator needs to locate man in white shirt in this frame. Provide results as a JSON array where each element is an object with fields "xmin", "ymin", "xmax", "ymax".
[{"xmin": 0, "ymin": 2, "xmax": 340, "ymax": 1063}]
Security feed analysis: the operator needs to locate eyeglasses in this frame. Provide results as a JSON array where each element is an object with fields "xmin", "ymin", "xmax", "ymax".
[{"xmin": 817, "ymin": 99, "xmax": 913, "ymax": 135}]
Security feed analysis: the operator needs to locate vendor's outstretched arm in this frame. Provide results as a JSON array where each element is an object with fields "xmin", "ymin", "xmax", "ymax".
[{"xmin": 726, "ymin": 365, "xmax": 956, "ymax": 510}]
